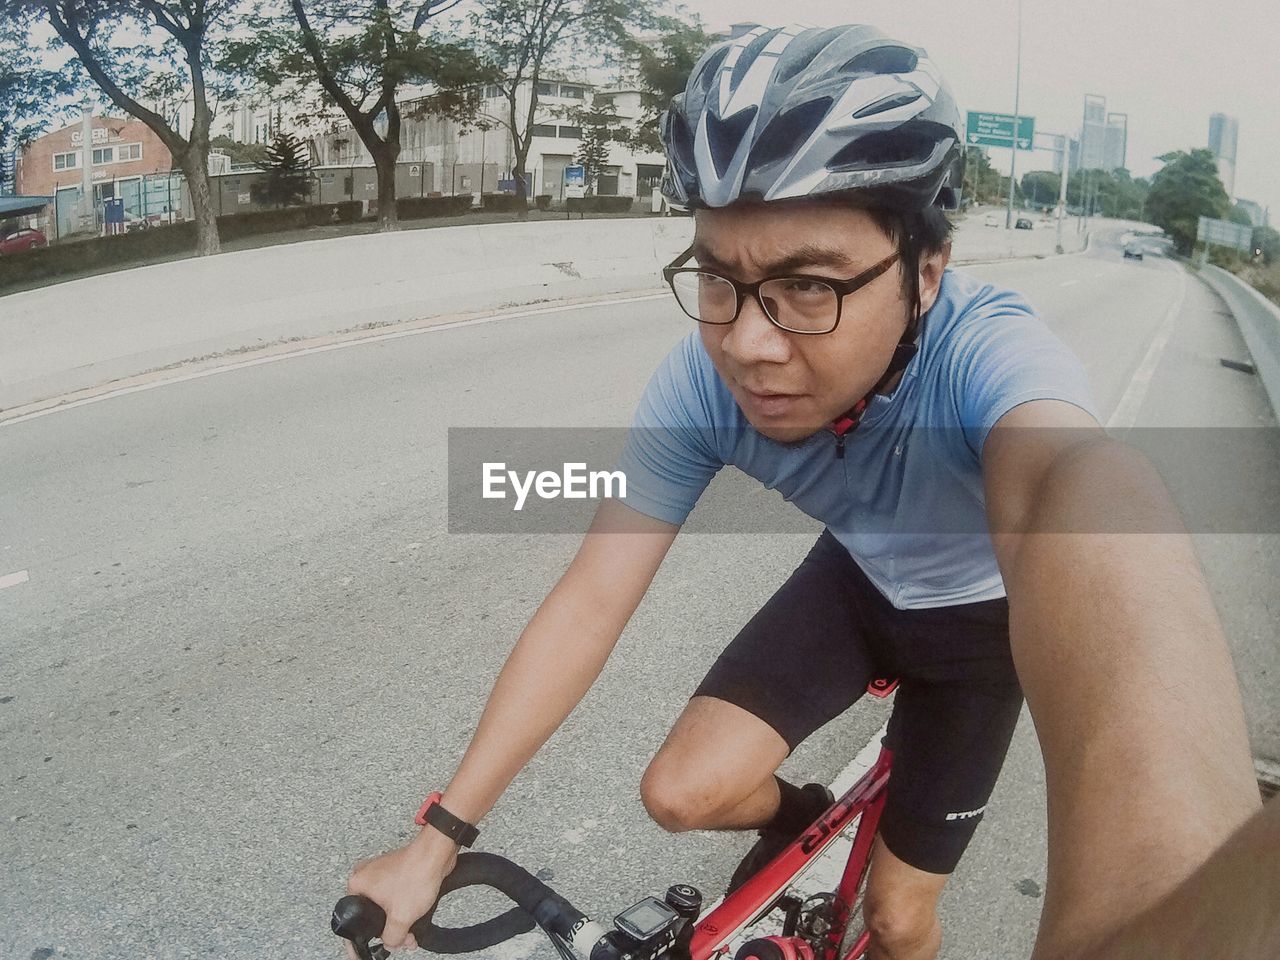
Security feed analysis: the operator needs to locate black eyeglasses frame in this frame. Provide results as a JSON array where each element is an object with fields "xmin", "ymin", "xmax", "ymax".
[{"xmin": 661, "ymin": 246, "xmax": 901, "ymax": 335}]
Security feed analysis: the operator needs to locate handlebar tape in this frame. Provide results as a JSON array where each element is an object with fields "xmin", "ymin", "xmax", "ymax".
[{"xmin": 332, "ymin": 852, "xmax": 587, "ymax": 955}]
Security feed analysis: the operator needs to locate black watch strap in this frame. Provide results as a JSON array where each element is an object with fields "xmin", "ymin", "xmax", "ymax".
[{"xmin": 415, "ymin": 792, "xmax": 479, "ymax": 848}]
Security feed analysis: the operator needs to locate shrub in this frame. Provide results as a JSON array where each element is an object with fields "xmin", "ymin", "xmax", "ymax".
[
  {"xmin": 480, "ymin": 193, "xmax": 527, "ymax": 212},
  {"xmin": 535, "ymin": 194, "xmax": 552, "ymax": 211},
  {"xmin": 396, "ymin": 195, "xmax": 473, "ymax": 220},
  {"xmin": 565, "ymin": 195, "xmax": 634, "ymax": 214}
]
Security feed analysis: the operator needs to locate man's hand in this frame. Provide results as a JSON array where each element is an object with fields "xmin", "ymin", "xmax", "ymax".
[{"xmin": 343, "ymin": 831, "xmax": 459, "ymax": 957}]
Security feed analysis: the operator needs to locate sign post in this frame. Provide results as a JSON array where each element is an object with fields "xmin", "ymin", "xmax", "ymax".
[
  {"xmin": 564, "ymin": 165, "xmax": 586, "ymax": 200},
  {"xmin": 965, "ymin": 111, "xmax": 1036, "ymax": 149},
  {"xmin": 1197, "ymin": 216, "xmax": 1253, "ymax": 266}
]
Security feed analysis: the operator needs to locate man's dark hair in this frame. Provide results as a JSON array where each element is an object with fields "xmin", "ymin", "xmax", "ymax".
[{"xmin": 862, "ymin": 204, "xmax": 954, "ymax": 324}]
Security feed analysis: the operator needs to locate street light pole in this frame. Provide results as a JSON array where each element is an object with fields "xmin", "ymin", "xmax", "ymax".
[
  {"xmin": 1005, "ymin": 0, "xmax": 1023, "ymax": 229},
  {"xmin": 1055, "ymin": 135, "xmax": 1069, "ymax": 253}
]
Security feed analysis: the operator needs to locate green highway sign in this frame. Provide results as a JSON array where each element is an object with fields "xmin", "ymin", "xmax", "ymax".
[{"xmin": 966, "ymin": 111, "xmax": 1035, "ymax": 149}]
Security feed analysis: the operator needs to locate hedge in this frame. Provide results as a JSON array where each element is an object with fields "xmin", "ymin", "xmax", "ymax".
[
  {"xmin": 481, "ymin": 193, "xmax": 526, "ymax": 212},
  {"xmin": 565, "ymin": 195, "xmax": 634, "ymax": 213},
  {"xmin": 396, "ymin": 195, "xmax": 474, "ymax": 220},
  {"xmin": 0, "ymin": 201, "xmax": 363, "ymax": 292}
]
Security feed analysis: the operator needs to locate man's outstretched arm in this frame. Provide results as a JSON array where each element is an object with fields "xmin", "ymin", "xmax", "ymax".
[{"xmin": 982, "ymin": 400, "xmax": 1260, "ymax": 959}]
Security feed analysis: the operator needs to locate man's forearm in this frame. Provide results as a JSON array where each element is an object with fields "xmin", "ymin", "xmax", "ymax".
[
  {"xmin": 996, "ymin": 439, "xmax": 1260, "ymax": 958},
  {"xmin": 1082, "ymin": 797, "xmax": 1280, "ymax": 960}
]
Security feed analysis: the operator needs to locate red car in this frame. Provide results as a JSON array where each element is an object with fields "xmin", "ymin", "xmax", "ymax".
[{"xmin": 0, "ymin": 227, "xmax": 48, "ymax": 254}]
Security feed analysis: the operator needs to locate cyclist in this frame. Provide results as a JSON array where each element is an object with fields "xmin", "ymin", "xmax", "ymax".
[{"xmin": 346, "ymin": 23, "xmax": 1259, "ymax": 960}]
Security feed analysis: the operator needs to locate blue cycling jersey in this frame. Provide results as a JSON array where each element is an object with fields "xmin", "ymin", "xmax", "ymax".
[{"xmin": 616, "ymin": 268, "xmax": 1098, "ymax": 609}]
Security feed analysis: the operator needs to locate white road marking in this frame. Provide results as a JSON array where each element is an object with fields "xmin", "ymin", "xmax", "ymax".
[
  {"xmin": 0, "ymin": 570, "xmax": 30, "ymax": 590},
  {"xmin": 0, "ymin": 291, "xmax": 670, "ymax": 428},
  {"xmin": 1059, "ymin": 279, "xmax": 1079, "ymax": 287},
  {"xmin": 1106, "ymin": 264, "xmax": 1188, "ymax": 429}
]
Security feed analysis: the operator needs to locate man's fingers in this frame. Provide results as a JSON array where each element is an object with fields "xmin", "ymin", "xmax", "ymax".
[
  {"xmin": 380, "ymin": 916, "xmax": 412, "ymax": 951},
  {"xmin": 402, "ymin": 932, "xmax": 419, "ymax": 951}
]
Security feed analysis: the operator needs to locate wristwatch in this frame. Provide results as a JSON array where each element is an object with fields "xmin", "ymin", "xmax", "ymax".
[{"xmin": 414, "ymin": 792, "xmax": 479, "ymax": 848}]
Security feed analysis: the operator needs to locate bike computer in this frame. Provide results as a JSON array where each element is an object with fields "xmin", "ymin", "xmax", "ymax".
[{"xmin": 614, "ymin": 896, "xmax": 680, "ymax": 942}]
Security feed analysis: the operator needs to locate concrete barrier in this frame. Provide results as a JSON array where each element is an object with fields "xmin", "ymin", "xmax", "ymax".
[
  {"xmin": 1199, "ymin": 264, "xmax": 1280, "ymax": 423},
  {"xmin": 0, "ymin": 213, "xmax": 1081, "ymax": 412}
]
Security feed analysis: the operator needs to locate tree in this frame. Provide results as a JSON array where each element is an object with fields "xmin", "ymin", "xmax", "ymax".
[
  {"xmin": 1, "ymin": 0, "xmax": 247, "ymax": 255},
  {"xmin": 0, "ymin": 23, "xmax": 76, "ymax": 160},
  {"xmin": 1144, "ymin": 149, "xmax": 1229, "ymax": 254},
  {"xmin": 210, "ymin": 133, "xmax": 269, "ymax": 167},
  {"xmin": 230, "ymin": 0, "xmax": 494, "ymax": 230},
  {"xmin": 963, "ymin": 148, "xmax": 1001, "ymax": 205},
  {"xmin": 572, "ymin": 98, "xmax": 616, "ymax": 194},
  {"xmin": 1253, "ymin": 226, "xmax": 1280, "ymax": 266},
  {"xmin": 468, "ymin": 0, "xmax": 659, "ymax": 218},
  {"xmin": 618, "ymin": 12, "xmax": 715, "ymax": 154},
  {"xmin": 1021, "ymin": 170, "xmax": 1060, "ymax": 210},
  {"xmin": 252, "ymin": 132, "xmax": 311, "ymax": 206},
  {"xmin": 1227, "ymin": 203, "xmax": 1254, "ymax": 228}
]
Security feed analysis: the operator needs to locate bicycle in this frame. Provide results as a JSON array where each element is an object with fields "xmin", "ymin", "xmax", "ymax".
[{"xmin": 334, "ymin": 678, "xmax": 900, "ymax": 960}]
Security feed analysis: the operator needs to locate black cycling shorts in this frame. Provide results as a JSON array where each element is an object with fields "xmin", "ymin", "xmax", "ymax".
[{"xmin": 693, "ymin": 529, "xmax": 1023, "ymax": 875}]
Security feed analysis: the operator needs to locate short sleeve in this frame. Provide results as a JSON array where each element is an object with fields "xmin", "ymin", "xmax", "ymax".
[
  {"xmin": 615, "ymin": 335, "xmax": 726, "ymax": 525},
  {"xmin": 951, "ymin": 290, "xmax": 1099, "ymax": 457}
]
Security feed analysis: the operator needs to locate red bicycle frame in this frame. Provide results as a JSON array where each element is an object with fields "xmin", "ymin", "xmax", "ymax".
[{"xmin": 687, "ymin": 745, "xmax": 894, "ymax": 960}]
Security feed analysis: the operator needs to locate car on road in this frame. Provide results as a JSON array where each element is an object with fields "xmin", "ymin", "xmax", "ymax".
[
  {"xmin": 0, "ymin": 226, "xmax": 47, "ymax": 255},
  {"xmin": 1015, "ymin": 218, "xmax": 1033, "ymax": 230},
  {"xmin": 1123, "ymin": 242, "xmax": 1144, "ymax": 261},
  {"xmin": 984, "ymin": 213, "xmax": 1000, "ymax": 227}
]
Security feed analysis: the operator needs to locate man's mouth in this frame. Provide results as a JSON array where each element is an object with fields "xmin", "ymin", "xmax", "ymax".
[{"xmin": 741, "ymin": 386, "xmax": 804, "ymax": 417}]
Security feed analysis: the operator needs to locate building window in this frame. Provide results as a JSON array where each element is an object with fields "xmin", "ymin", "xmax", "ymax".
[
  {"xmin": 483, "ymin": 84, "xmax": 503, "ymax": 99},
  {"xmin": 53, "ymin": 151, "xmax": 80, "ymax": 170},
  {"xmin": 92, "ymin": 146, "xmax": 115, "ymax": 165},
  {"xmin": 557, "ymin": 125, "xmax": 582, "ymax": 139},
  {"xmin": 118, "ymin": 143, "xmax": 142, "ymax": 161},
  {"xmin": 560, "ymin": 85, "xmax": 584, "ymax": 100},
  {"xmin": 536, "ymin": 81, "xmax": 556, "ymax": 97},
  {"xmin": 531, "ymin": 123, "xmax": 558, "ymax": 138}
]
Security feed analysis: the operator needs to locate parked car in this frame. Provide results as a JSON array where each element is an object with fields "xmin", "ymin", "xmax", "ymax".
[
  {"xmin": 1015, "ymin": 218, "xmax": 1033, "ymax": 230},
  {"xmin": 0, "ymin": 227, "xmax": 47, "ymax": 255},
  {"xmin": 1123, "ymin": 242, "xmax": 1144, "ymax": 261}
]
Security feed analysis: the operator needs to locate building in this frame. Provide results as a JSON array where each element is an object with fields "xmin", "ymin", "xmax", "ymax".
[
  {"xmin": 311, "ymin": 75, "xmax": 667, "ymax": 206},
  {"xmin": 1076, "ymin": 94, "xmax": 1107, "ymax": 171},
  {"xmin": 1208, "ymin": 112, "xmax": 1238, "ymax": 198},
  {"xmin": 1234, "ymin": 198, "xmax": 1268, "ymax": 228},
  {"xmin": 1102, "ymin": 112, "xmax": 1127, "ymax": 172},
  {"xmin": 15, "ymin": 112, "xmax": 181, "ymax": 238}
]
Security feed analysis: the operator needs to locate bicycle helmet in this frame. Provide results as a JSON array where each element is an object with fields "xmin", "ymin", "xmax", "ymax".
[{"xmin": 659, "ymin": 23, "xmax": 965, "ymax": 213}]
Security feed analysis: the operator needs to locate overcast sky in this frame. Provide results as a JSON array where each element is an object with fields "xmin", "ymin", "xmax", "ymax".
[{"xmin": 684, "ymin": 0, "xmax": 1279, "ymax": 218}]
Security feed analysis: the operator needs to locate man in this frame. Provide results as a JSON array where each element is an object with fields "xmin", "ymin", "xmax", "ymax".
[{"xmin": 346, "ymin": 24, "xmax": 1260, "ymax": 959}]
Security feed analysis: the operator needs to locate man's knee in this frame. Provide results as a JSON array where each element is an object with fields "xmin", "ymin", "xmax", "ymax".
[
  {"xmin": 863, "ymin": 885, "xmax": 943, "ymax": 956},
  {"xmin": 639, "ymin": 754, "xmax": 731, "ymax": 833}
]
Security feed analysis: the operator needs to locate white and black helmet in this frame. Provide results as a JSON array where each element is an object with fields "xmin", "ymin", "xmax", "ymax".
[{"xmin": 660, "ymin": 23, "xmax": 965, "ymax": 212}]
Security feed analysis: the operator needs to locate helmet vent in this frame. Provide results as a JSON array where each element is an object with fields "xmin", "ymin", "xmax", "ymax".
[
  {"xmin": 705, "ymin": 106, "xmax": 758, "ymax": 179},
  {"xmin": 731, "ymin": 28, "xmax": 782, "ymax": 88},
  {"xmin": 693, "ymin": 44, "xmax": 732, "ymax": 92},
  {"xmin": 774, "ymin": 26, "xmax": 846, "ymax": 84},
  {"xmin": 840, "ymin": 45, "xmax": 919, "ymax": 78},
  {"xmin": 852, "ymin": 91, "xmax": 923, "ymax": 119},
  {"xmin": 749, "ymin": 97, "xmax": 832, "ymax": 170},
  {"xmin": 828, "ymin": 129, "xmax": 936, "ymax": 170}
]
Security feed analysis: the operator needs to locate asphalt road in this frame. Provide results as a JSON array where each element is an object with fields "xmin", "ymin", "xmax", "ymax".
[{"xmin": 1, "ymin": 227, "xmax": 1276, "ymax": 960}]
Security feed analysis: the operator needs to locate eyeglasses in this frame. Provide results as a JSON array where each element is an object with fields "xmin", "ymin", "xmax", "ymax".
[{"xmin": 662, "ymin": 246, "xmax": 900, "ymax": 335}]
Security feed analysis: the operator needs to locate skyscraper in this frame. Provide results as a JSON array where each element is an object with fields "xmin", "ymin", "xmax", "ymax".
[
  {"xmin": 1103, "ymin": 113, "xmax": 1127, "ymax": 172},
  {"xmin": 1208, "ymin": 112, "xmax": 1238, "ymax": 197},
  {"xmin": 1078, "ymin": 94, "xmax": 1108, "ymax": 171}
]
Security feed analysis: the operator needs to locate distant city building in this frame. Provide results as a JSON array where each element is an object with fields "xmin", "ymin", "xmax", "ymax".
[
  {"xmin": 0, "ymin": 151, "xmax": 15, "ymax": 195},
  {"xmin": 724, "ymin": 22, "xmax": 762, "ymax": 39},
  {"xmin": 1076, "ymin": 94, "xmax": 1107, "ymax": 171},
  {"xmin": 1103, "ymin": 112, "xmax": 1127, "ymax": 172},
  {"xmin": 1208, "ymin": 112, "xmax": 1238, "ymax": 197},
  {"xmin": 1234, "ymin": 198, "xmax": 1268, "ymax": 228}
]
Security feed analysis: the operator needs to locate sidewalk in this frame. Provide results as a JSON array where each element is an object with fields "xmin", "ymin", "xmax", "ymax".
[{"xmin": 0, "ymin": 212, "xmax": 1087, "ymax": 416}]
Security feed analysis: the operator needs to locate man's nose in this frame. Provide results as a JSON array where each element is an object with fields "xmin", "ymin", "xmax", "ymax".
[{"xmin": 721, "ymin": 291, "xmax": 791, "ymax": 365}]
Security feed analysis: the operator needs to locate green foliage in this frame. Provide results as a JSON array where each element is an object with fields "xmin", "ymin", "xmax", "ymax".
[
  {"xmin": 1144, "ymin": 149, "xmax": 1229, "ymax": 254},
  {"xmin": 396, "ymin": 194, "xmax": 472, "ymax": 218},
  {"xmin": 1253, "ymin": 226, "xmax": 1280, "ymax": 265},
  {"xmin": 1020, "ymin": 171, "xmax": 1060, "ymax": 209},
  {"xmin": 252, "ymin": 133, "xmax": 312, "ymax": 207},
  {"xmin": 210, "ymin": 134, "xmax": 270, "ymax": 167},
  {"xmin": 1066, "ymin": 167, "xmax": 1149, "ymax": 220},
  {"xmin": 963, "ymin": 149, "xmax": 1002, "ymax": 205},
  {"xmin": 618, "ymin": 12, "xmax": 716, "ymax": 154},
  {"xmin": 468, "ymin": 0, "xmax": 660, "ymax": 201},
  {"xmin": 573, "ymin": 99, "xmax": 617, "ymax": 194},
  {"xmin": 0, "ymin": 24, "xmax": 76, "ymax": 154},
  {"xmin": 1227, "ymin": 203, "xmax": 1254, "ymax": 227}
]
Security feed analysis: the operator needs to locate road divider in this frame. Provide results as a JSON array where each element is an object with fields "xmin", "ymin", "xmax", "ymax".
[{"xmin": 1198, "ymin": 265, "xmax": 1280, "ymax": 423}]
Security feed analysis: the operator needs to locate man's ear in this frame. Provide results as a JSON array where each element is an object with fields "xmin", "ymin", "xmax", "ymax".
[{"xmin": 917, "ymin": 242, "xmax": 951, "ymax": 314}]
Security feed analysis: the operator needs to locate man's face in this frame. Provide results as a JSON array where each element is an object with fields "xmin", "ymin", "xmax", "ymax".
[{"xmin": 691, "ymin": 201, "xmax": 931, "ymax": 444}]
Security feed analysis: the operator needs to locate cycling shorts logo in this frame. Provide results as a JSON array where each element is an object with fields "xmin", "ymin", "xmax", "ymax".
[{"xmin": 944, "ymin": 805, "xmax": 986, "ymax": 821}]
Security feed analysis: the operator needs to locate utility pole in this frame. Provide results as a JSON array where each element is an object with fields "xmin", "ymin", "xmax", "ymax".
[
  {"xmin": 78, "ymin": 96, "xmax": 94, "ymax": 233},
  {"xmin": 1055, "ymin": 135, "xmax": 1069, "ymax": 253},
  {"xmin": 1005, "ymin": 0, "xmax": 1023, "ymax": 229}
]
